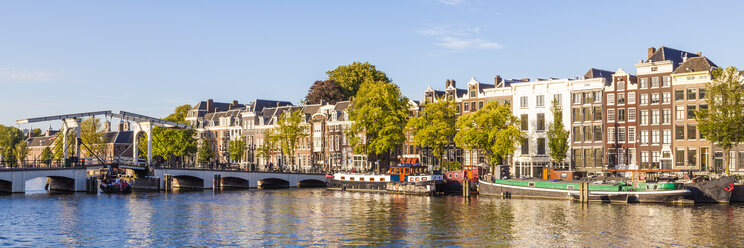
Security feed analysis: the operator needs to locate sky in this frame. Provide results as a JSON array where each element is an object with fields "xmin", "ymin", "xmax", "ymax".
[{"xmin": 2, "ymin": 0, "xmax": 744, "ymax": 129}]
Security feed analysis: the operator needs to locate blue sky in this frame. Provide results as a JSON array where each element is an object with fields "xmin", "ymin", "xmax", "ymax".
[{"xmin": 2, "ymin": 1, "xmax": 744, "ymax": 128}]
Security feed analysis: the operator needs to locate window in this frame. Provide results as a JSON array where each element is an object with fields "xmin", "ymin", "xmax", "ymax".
[
  {"xmin": 676, "ymin": 125, "xmax": 685, "ymax": 140},
  {"xmin": 471, "ymin": 101, "xmax": 476, "ymax": 111},
  {"xmin": 617, "ymin": 81, "xmax": 626, "ymax": 90},
  {"xmin": 584, "ymin": 126, "xmax": 593, "ymax": 142},
  {"xmin": 640, "ymin": 110, "xmax": 649, "ymax": 125},
  {"xmin": 594, "ymin": 126, "xmax": 602, "ymax": 142},
  {"xmin": 652, "ymin": 151, "xmax": 660, "ymax": 168},
  {"xmin": 618, "ymin": 127, "xmax": 626, "ymax": 143},
  {"xmin": 663, "ymin": 76, "xmax": 671, "ymax": 87},
  {"xmin": 628, "ymin": 108, "xmax": 636, "ymax": 122},
  {"xmin": 641, "ymin": 151, "xmax": 649, "ymax": 168},
  {"xmin": 662, "ymin": 109, "xmax": 671, "ymax": 124},
  {"xmin": 470, "ymin": 90, "xmax": 476, "ymax": 98},
  {"xmin": 651, "ymin": 109, "xmax": 660, "ymax": 125},
  {"xmin": 628, "ymin": 127, "xmax": 636, "ymax": 143},
  {"xmin": 687, "ymin": 105, "xmax": 696, "ymax": 119},
  {"xmin": 688, "ymin": 125, "xmax": 697, "ymax": 140},
  {"xmin": 607, "ymin": 93, "xmax": 615, "ymax": 105},
  {"xmin": 676, "ymin": 106, "xmax": 685, "ymax": 120},
  {"xmin": 617, "ymin": 93, "xmax": 626, "ymax": 105},
  {"xmin": 628, "ymin": 92, "xmax": 636, "ymax": 104},
  {"xmin": 607, "ymin": 109, "xmax": 615, "ymax": 122},
  {"xmin": 574, "ymin": 149, "xmax": 584, "ymax": 168},
  {"xmin": 640, "ymin": 94, "xmax": 649, "ymax": 105},
  {"xmin": 652, "ymin": 130, "xmax": 660, "ymax": 144},
  {"xmin": 618, "ymin": 108, "xmax": 626, "ymax": 122},
  {"xmin": 594, "ymin": 106, "xmax": 602, "ymax": 121},
  {"xmin": 618, "ymin": 148, "xmax": 626, "ymax": 165},
  {"xmin": 555, "ymin": 94, "xmax": 562, "ymax": 106},
  {"xmin": 573, "ymin": 93, "xmax": 581, "ymax": 104},
  {"xmin": 537, "ymin": 138, "xmax": 545, "ymax": 155},
  {"xmin": 583, "ymin": 107, "xmax": 592, "ymax": 122},
  {"xmin": 640, "ymin": 130, "xmax": 649, "ymax": 145},
  {"xmin": 640, "ymin": 78, "xmax": 648, "ymax": 88},
  {"xmin": 521, "ymin": 114, "xmax": 528, "ymax": 131},
  {"xmin": 663, "ymin": 129, "xmax": 671, "ymax": 144},
  {"xmin": 464, "ymin": 102, "xmax": 469, "ymax": 112},
  {"xmin": 688, "ymin": 148, "xmax": 697, "ymax": 166},
  {"xmin": 521, "ymin": 139, "xmax": 529, "ymax": 154},
  {"xmin": 573, "ymin": 126, "xmax": 581, "ymax": 142},
  {"xmin": 573, "ymin": 108, "xmax": 581, "ymax": 122},
  {"xmin": 594, "ymin": 91, "xmax": 602, "ymax": 102},
  {"xmin": 629, "ymin": 149, "xmax": 636, "ymax": 166},
  {"xmin": 699, "ymin": 88, "xmax": 707, "ymax": 99},
  {"xmin": 651, "ymin": 77, "xmax": 660, "ymax": 88},
  {"xmin": 651, "ymin": 93, "xmax": 660, "ymax": 104},
  {"xmin": 687, "ymin": 88, "xmax": 697, "ymax": 100},
  {"xmin": 662, "ymin": 92, "xmax": 671, "ymax": 104},
  {"xmin": 520, "ymin": 96, "xmax": 528, "ymax": 108},
  {"xmin": 536, "ymin": 95, "xmax": 544, "ymax": 107},
  {"xmin": 676, "ymin": 149, "xmax": 685, "ymax": 167},
  {"xmin": 537, "ymin": 113, "xmax": 545, "ymax": 131},
  {"xmin": 739, "ymin": 152, "xmax": 744, "ymax": 169},
  {"xmin": 583, "ymin": 92, "xmax": 593, "ymax": 104},
  {"xmin": 675, "ymin": 89, "xmax": 685, "ymax": 101},
  {"xmin": 479, "ymin": 101, "xmax": 483, "ymax": 109},
  {"xmin": 607, "ymin": 127, "xmax": 615, "ymax": 143}
]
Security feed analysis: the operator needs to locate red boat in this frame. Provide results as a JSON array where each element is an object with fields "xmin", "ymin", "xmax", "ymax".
[{"xmin": 440, "ymin": 163, "xmax": 488, "ymax": 193}]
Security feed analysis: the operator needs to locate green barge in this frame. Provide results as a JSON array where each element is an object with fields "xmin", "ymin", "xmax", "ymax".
[{"xmin": 479, "ymin": 179, "xmax": 690, "ymax": 203}]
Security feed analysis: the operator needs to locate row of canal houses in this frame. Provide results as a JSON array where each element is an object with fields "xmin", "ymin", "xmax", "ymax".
[{"xmin": 188, "ymin": 46, "xmax": 744, "ymax": 177}]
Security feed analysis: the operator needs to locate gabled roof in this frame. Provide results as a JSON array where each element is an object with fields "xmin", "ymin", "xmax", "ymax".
[
  {"xmin": 251, "ymin": 99, "xmax": 293, "ymax": 112},
  {"xmin": 673, "ymin": 56, "xmax": 718, "ymax": 73},
  {"xmin": 584, "ymin": 68, "xmax": 613, "ymax": 84},
  {"xmin": 646, "ymin": 46, "xmax": 699, "ymax": 67},
  {"xmin": 334, "ymin": 101, "xmax": 351, "ymax": 111}
]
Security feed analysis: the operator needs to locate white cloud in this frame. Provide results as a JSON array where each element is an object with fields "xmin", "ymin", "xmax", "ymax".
[
  {"xmin": 418, "ymin": 25, "xmax": 480, "ymax": 37},
  {"xmin": 437, "ymin": 37, "xmax": 503, "ymax": 50},
  {"xmin": 0, "ymin": 67, "xmax": 57, "ymax": 82},
  {"xmin": 438, "ymin": 0, "xmax": 464, "ymax": 6}
]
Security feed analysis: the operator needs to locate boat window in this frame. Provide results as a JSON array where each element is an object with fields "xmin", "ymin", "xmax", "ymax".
[
  {"xmin": 340, "ymin": 176, "xmax": 345, "ymax": 180},
  {"xmin": 350, "ymin": 177, "xmax": 355, "ymax": 181},
  {"xmin": 380, "ymin": 178, "xmax": 385, "ymax": 182},
  {"xmin": 567, "ymin": 185, "xmax": 574, "ymax": 190}
]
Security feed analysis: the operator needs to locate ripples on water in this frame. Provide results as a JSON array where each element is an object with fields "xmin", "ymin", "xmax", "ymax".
[{"xmin": 1, "ymin": 189, "xmax": 744, "ymax": 247}]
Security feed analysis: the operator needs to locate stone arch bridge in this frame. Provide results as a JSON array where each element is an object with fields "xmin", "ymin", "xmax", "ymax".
[
  {"xmin": 0, "ymin": 167, "xmax": 87, "ymax": 193},
  {"xmin": 153, "ymin": 168, "xmax": 327, "ymax": 190}
]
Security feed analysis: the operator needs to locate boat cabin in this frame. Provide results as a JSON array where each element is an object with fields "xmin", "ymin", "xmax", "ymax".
[{"xmin": 388, "ymin": 164, "xmax": 428, "ymax": 182}]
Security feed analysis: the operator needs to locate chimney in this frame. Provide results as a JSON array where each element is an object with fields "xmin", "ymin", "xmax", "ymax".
[
  {"xmin": 206, "ymin": 99, "xmax": 214, "ymax": 112},
  {"xmin": 232, "ymin": 100, "xmax": 239, "ymax": 109},
  {"xmin": 104, "ymin": 121, "xmax": 111, "ymax": 132},
  {"xmin": 648, "ymin": 47, "xmax": 656, "ymax": 59},
  {"xmin": 494, "ymin": 75, "xmax": 502, "ymax": 85},
  {"xmin": 682, "ymin": 53, "xmax": 688, "ymax": 63},
  {"xmin": 118, "ymin": 121, "xmax": 125, "ymax": 132},
  {"xmin": 121, "ymin": 121, "xmax": 130, "ymax": 131},
  {"xmin": 46, "ymin": 126, "xmax": 53, "ymax": 137},
  {"xmin": 697, "ymin": 52, "xmax": 702, "ymax": 56},
  {"xmin": 446, "ymin": 79, "xmax": 456, "ymax": 88}
]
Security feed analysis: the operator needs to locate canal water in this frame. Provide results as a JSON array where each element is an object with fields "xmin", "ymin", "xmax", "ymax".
[{"xmin": 1, "ymin": 189, "xmax": 744, "ymax": 247}]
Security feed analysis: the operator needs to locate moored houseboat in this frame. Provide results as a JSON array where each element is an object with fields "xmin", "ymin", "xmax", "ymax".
[
  {"xmin": 479, "ymin": 178, "xmax": 689, "ymax": 203},
  {"xmin": 327, "ymin": 163, "xmax": 443, "ymax": 195},
  {"xmin": 440, "ymin": 163, "xmax": 488, "ymax": 193}
]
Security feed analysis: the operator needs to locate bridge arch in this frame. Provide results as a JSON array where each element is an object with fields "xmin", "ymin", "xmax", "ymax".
[
  {"xmin": 258, "ymin": 178, "xmax": 290, "ymax": 189},
  {"xmin": 0, "ymin": 179, "xmax": 11, "ymax": 193},
  {"xmin": 298, "ymin": 179, "xmax": 326, "ymax": 188},
  {"xmin": 172, "ymin": 175, "xmax": 204, "ymax": 190},
  {"xmin": 221, "ymin": 176, "xmax": 250, "ymax": 189}
]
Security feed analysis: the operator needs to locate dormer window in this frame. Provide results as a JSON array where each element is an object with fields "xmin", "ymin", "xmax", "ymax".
[{"xmin": 470, "ymin": 91, "xmax": 476, "ymax": 98}]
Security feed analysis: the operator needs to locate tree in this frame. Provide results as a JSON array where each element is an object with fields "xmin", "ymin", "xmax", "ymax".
[
  {"xmin": 228, "ymin": 138, "xmax": 246, "ymax": 163},
  {"xmin": 275, "ymin": 110, "xmax": 307, "ymax": 171},
  {"xmin": 52, "ymin": 130, "xmax": 75, "ymax": 160},
  {"xmin": 305, "ymin": 80, "xmax": 347, "ymax": 104},
  {"xmin": 454, "ymin": 101, "xmax": 524, "ymax": 175},
  {"xmin": 346, "ymin": 81, "xmax": 409, "ymax": 173},
  {"xmin": 137, "ymin": 104, "xmax": 197, "ymax": 165},
  {"xmin": 80, "ymin": 117, "xmax": 108, "ymax": 158},
  {"xmin": 197, "ymin": 139, "xmax": 214, "ymax": 165},
  {"xmin": 696, "ymin": 66, "xmax": 744, "ymax": 175},
  {"xmin": 257, "ymin": 129, "xmax": 278, "ymax": 170},
  {"xmin": 30, "ymin": 128, "xmax": 42, "ymax": 137},
  {"xmin": 327, "ymin": 61, "xmax": 391, "ymax": 98},
  {"xmin": 14, "ymin": 141, "xmax": 28, "ymax": 166},
  {"xmin": 0, "ymin": 125, "xmax": 23, "ymax": 164},
  {"xmin": 406, "ymin": 98, "xmax": 458, "ymax": 170},
  {"xmin": 547, "ymin": 98, "xmax": 570, "ymax": 169},
  {"xmin": 40, "ymin": 147, "xmax": 53, "ymax": 165}
]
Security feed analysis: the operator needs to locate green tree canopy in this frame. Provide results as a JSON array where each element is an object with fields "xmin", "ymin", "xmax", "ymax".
[
  {"xmin": 696, "ymin": 66, "xmax": 744, "ymax": 175},
  {"xmin": 547, "ymin": 98, "xmax": 570, "ymax": 168},
  {"xmin": 346, "ymin": 81, "xmax": 409, "ymax": 172},
  {"xmin": 80, "ymin": 117, "xmax": 108, "ymax": 158},
  {"xmin": 406, "ymin": 98, "xmax": 458, "ymax": 170},
  {"xmin": 197, "ymin": 138, "xmax": 214, "ymax": 164},
  {"xmin": 454, "ymin": 101, "xmax": 524, "ymax": 171},
  {"xmin": 137, "ymin": 104, "xmax": 197, "ymax": 163},
  {"xmin": 257, "ymin": 129, "xmax": 278, "ymax": 168},
  {"xmin": 52, "ymin": 130, "xmax": 75, "ymax": 160},
  {"xmin": 276, "ymin": 110, "xmax": 307, "ymax": 171},
  {"xmin": 327, "ymin": 61, "xmax": 391, "ymax": 98},
  {"xmin": 228, "ymin": 138, "xmax": 246, "ymax": 163},
  {"xmin": 14, "ymin": 141, "xmax": 29, "ymax": 165},
  {"xmin": 305, "ymin": 80, "xmax": 347, "ymax": 104},
  {"xmin": 31, "ymin": 128, "xmax": 42, "ymax": 137},
  {"xmin": 40, "ymin": 147, "xmax": 53, "ymax": 165},
  {"xmin": 0, "ymin": 125, "xmax": 24, "ymax": 164}
]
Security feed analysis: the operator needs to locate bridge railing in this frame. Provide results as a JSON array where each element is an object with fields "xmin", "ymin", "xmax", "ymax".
[
  {"xmin": 0, "ymin": 157, "xmax": 133, "ymax": 170},
  {"xmin": 153, "ymin": 163, "xmax": 327, "ymax": 174}
]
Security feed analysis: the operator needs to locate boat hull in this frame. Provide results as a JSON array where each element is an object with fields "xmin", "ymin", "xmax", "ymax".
[
  {"xmin": 327, "ymin": 179, "xmax": 438, "ymax": 195},
  {"xmin": 627, "ymin": 190, "xmax": 690, "ymax": 203},
  {"xmin": 685, "ymin": 176, "xmax": 735, "ymax": 203},
  {"xmin": 478, "ymin": 180, "xmax": 627, "ymax": 203}
]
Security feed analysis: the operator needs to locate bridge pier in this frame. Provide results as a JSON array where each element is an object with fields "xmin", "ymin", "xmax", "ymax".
[{"xmin": 0, "ymin": 168, "xmax": 88, "ymax": 193}]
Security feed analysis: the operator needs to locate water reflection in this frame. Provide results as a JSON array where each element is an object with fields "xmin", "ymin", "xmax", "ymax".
[{"xmin": 1, "ymin": 190, "xmax": 744, "ymax": 246}]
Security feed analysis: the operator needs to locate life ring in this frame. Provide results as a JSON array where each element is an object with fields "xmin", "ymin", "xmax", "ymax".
[
  {"xmin": 724, "ymin": 183, "xmax": 735, "ymax": 192},
  {"xmin": 394, "ymin": 184, "xmax": 399, "ymax": 190}
]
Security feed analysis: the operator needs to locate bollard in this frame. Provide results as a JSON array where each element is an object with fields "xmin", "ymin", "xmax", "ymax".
[
  {"xmin": 163, "ymin": 174, "xmax": 172, "ymax": 192},
  {"xmin": 213, "ymin": 174, "xmax": 222, "ymax": 191},
  {"xmin": 579, "ymin": 182, "xmax": 589, "ymax": 203}
]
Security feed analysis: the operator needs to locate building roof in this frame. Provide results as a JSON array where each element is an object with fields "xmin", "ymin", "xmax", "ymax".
[
  {"xmin": 251, "ymin": 99, "xmax": 293, "ymax": 112},
  {"xmin": 673, "ymin": 56, "xmax": 718, "ymax": 73},
  {"xmin": 646, "ymin": 46, "xmax": 700, "ymax": 66}
]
